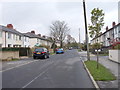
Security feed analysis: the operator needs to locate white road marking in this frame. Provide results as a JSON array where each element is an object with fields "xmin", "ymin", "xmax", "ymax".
[
  {"xmin": 0, "ymin": 60, "xmax": 39, "ymax": 72},
  {"xmin": 22, "ymin": 65, "xmax": 50, "ymax": 88}
]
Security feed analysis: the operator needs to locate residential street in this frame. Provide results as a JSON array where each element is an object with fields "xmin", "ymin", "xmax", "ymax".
[{"xmin": 2, "ymin": 50, "xmax": 95, "ymax": 88}]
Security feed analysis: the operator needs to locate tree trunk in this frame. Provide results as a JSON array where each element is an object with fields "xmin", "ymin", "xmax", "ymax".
[
  {"xmin": 60, "ymin": 41, "xmax": 63, "ymax": 48},
  {"xmin": 53, "ymin": 41, "xmax": 56, "ymax": 53},
  {"xmin": 97, "ymin": 39, "xmax": 99, "ymax": 69},
  {"xmin": 97, "ymin": 49, "xmax": 99, "ymax": 69}
]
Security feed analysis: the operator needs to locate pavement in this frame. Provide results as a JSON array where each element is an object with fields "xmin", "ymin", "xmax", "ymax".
[
  {"xmin": 2, "ymin": 50, "xmax": 95, "ymax": 88},
  {"xmin": 79, "ymin": 51, "xmax": 120, "ymax": 88}
]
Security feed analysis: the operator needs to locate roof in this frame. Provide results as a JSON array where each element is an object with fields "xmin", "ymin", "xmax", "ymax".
[
  {"xmin": 0, "ymin": 25, "xmax": 53, "ymax": 42},
  {"xmin": 22, "ymin": 33, "xmax": 40, "ymax": 38},
  {"xmin": 23, "ymin": 32, "xmax": 53, "ymax": 42},
  {"xmin": 91, "ymin": 23, "xmax": 120, "ymax": 41},
  {"xmin": 0, "ymin": 25, "xmax": 23, "ymax": 36}
]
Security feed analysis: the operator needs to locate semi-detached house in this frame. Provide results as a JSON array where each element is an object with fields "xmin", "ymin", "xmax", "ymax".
[
  {"xmin": 91, "ymin": 22, "xmax": 120, "ymax": 48},
  {"xmin": 23, "ymin": 31, "xmax": 53, "ymax": 48},
  {"xmin": 0, "ymin": 24, "xmax": 58, "ymax": 48},
  {"xmin": 0, "ymin": 24, "xmax": 27, "ymax": 47}
]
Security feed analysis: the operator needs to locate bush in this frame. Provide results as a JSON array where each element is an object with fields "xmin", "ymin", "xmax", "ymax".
[{"xmin": 114, "ymin": 44, "xmax": 120, "ymax": 50}]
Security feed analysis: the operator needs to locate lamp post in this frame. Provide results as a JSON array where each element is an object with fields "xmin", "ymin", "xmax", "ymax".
[{"xmin": 83, "ymin": 0, "xmax": 90, "ymax": 60}]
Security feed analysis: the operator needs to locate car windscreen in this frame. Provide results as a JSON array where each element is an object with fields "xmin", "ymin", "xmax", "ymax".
[
  {"xmin": 58, "ymin": 49, "xmax": 63, "ymax": 51},
  {"xmin": 35, "ymin": 48, "xmax": 43, "ymax": 52}
]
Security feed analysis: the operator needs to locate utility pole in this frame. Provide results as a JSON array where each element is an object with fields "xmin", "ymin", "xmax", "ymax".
[
  {"xmin": 79, "ymin": 28, "xmax": 81, "ymax": 44},
  {"xmin": 83, "ymin": 0, "xmax": 90, "ymax": 60}
]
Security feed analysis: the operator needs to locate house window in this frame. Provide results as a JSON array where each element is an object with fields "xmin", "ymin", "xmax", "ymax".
[
  {"xmin": 8, "ymin": 44, "xmax": 11, "ymax": 47},
  {"xmin": 115, "ymin": 28, "xmax": 117, "ymax": 34},
  {"xmin": 0, "ymin": 44, "xmax": 2, "ymax": 47},
  {"xmin": 8, "ymin": 33, "xmax": 11, "ymax": 39},
  {"xmin": 19, "ymin": 36, "xmax": 22, "ymax": 40},
  {"xmin": 119, "ymin": 29, "xmax": 120, "ymax": 33},
  {"xmin": 13, "ymin": 34, "xmax": 15, "ymax": 40},
  {"xmin": 0, "ymin": 31, "xmax": 2, "ymax": 37},
  {"xmin": 16, "ymin": 35, "xmax": 18, "ymax": 41},
  {"xmin": 25, "ymin": 37, "xmax": 26, "ymax": 42}
]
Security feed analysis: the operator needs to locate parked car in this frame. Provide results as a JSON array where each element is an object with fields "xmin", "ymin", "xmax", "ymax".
[
  {"xmin": 69, "ymin": 47, "xmax": 72, "ymax": 50},
  {"xmin": 33, "ymin": 48, "xmax": 49, "ymax": 59},
  {"xmin": 56, "ymin": 48, "xmax": 64, "ymax": 54}
]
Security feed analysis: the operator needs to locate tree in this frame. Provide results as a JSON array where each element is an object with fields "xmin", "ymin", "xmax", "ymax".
[
  {"xmin": 50, "ymin": 20, "xmax": 70, "ymax": 49},
  {"xmin": 88, "ymin": 8, "xmax": 105, "ymax": 69}
]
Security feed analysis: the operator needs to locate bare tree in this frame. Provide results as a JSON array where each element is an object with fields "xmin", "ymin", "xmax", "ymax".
[{"xmin": 50, "ymin": 20, "xmax": 70, "ymax": 48}]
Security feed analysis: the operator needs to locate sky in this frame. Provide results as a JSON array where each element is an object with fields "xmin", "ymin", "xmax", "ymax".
[{"xmin": 0, "ymin": 0, "xmax": 119, "ymax": 43}]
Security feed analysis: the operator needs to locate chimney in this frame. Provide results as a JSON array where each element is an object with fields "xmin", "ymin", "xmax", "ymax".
[
  {"xmin": 42, "ymin": 35, "xmax": 46, "ymax": 38},
  {"xmin": 7, "ymin": 24, "xmax": 13, "ymax": 29},
  {"xmin": 112, "ymin": 22, "xmax": 116, "ymax": 27},
  {"xmin": 106, "ymin": 26, "xmax": 108, "ymax": 31},
  {"xmin": 38, "ymin": 34, "xmax": 41, "ymax": 37},
  {"xmin": 31, "ymin": 31, "xmax": 35, "ymax": 34}
]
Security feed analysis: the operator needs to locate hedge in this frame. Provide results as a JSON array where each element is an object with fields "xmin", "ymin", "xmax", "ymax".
[
  {"xmin": 2, "ymin": 47, "xmax": 32, "ymax": 56},
  {"xmin": 2, "ymin": 48, "xmax": 19, "ymax": 51}
]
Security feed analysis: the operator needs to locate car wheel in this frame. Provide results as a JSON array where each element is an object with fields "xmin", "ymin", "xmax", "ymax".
[
  {"xmin": 33, "ymin": 56, "xmax": 36, "ymax": 59},
  {"xmin": 44, "ymin": 55, "xmax": 47, "ymax": 59},
  {"xmin": 47, "ymin": 55, "xmax": 49, "ymax": 58}
]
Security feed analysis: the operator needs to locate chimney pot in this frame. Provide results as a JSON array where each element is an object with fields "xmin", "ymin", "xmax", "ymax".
[
  {"xmin": 106, "ymin": 26, "xmax": 108, "ymax": 31},
  {"xmin": 7, "ymin": 24, "xmax": 13, "ymax": 29},
  {"xmin": 43, "ymin": 35, "xmax": 46, "ymax": 38},
  {"xmin": 38, "ymin": 34, "xmax": 41, "ymax": 37},
  {"xmin": 31, "ymin": 31, "xmax": 35, "ymax": 34},
  {"xmin": 112, "ymin": 22, "xmax": 116, "ymax": 27}
]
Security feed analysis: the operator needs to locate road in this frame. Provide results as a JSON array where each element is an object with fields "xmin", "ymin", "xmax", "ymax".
[{"xmin": 2, "ymin": 49, "xmax": 95, "ymax": 88}]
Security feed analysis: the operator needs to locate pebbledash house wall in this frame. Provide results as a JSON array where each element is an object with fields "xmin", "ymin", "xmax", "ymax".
[
  {"xmin": 109, "ymin": 50, "xmax": 120, "ymax": 63},
  {"xmin": 118, "ymin": 1, "xmax": 120, "ymax": 23}
]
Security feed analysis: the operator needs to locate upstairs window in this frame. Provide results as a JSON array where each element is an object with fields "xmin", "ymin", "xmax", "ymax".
[
  {"xmin": 13, "ymin": 34, "xmax": 15, "ymax": 40},
  {"xmin": 0, "ymin": 30, "xmax": 2, "ymax": 37},
  {"xmin": 25, "ymin": 37, "xmax": 26, "ymax": 41},
  {"xmin": 8, "ymin": 33, "xmax": 11, "ymax": 39},
  {"xmin": 115, "ymin": 28, "xmax": 117, "ymax": 34},
  {"xmin": 19, "ymin": 36, "xmax": 22, "ymax": 40},
  {"xmin": 16, "ymin": 35, "xmax": 18, "ymax": 41}
]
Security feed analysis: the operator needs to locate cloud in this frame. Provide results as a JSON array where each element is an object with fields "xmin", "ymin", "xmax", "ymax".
[
  {"xmin": 0, "ymin": 1, "xmax": 119, "ymax": 43},
  {"xmin": 1, "ymin": 0, "xmax": 120, "ymax": 2}
]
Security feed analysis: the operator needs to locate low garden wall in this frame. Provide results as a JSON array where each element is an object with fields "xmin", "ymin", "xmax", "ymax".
[
  {"xmin": 1, "ymin": 47, "xmax": 32, "ymax": 61},
  {"xmin": 109, "ymin": 50, "xmax": 120, "ymax": 63},
  {"xmin": 1, "ymin": 51, "xmax": 19, "ymax": 61}
]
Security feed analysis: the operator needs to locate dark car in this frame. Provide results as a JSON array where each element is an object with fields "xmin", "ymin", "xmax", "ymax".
[
  {"xmin": 68, "ymin": 47, "xmax": 72, "ymax": 50},
  {"xmin": 56, "ymin": 48, "xmax": 64, "ymax": 54},
  {"xmin": 33, "ymin": 48, "xmax": 49, "ymax": 59}
]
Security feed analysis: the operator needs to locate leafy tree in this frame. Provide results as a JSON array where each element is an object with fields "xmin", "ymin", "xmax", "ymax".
[
  {"xmin": 91, "ymin": 43, "xmax": 103, "ymax": 49},
  {"xmin": 88, "ymin": 8, "xmax": 105, "ymax": 69},
  {"xmin": 89, "ymin": 8, "xmax": 104, "ymax": 38}
]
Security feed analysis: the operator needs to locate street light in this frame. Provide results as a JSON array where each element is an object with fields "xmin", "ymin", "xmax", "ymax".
[{"xmin": 83, "ymin": 0, "xmax": 90, "ymax": 60}]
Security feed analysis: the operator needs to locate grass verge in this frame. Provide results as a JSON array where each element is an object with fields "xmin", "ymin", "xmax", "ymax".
[
  {"xmin": 85, "ymin": 61, "xmax": 116, "ymax": 81},
  {"xmin": 78, "ymin": 49, "xmax": 82, "ymax": 52},
  {"xmin": 50, "ymin": 52, "xmax": 55, "ymax": 55},
  {"xmin": 12, "ymin": 58, "xmax": 19, "ymax": 61},
  {"xmin": 99, "ymin": 53, "xmax": 109, "ymax": 56}
]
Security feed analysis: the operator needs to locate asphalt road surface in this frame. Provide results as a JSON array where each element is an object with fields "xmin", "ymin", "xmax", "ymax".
[{"xmin": 2, "ymin": 49, "xmax": 95, "ymax": 88}]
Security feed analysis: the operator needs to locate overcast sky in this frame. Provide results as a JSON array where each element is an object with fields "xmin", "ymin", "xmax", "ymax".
[{"xmin": 0, "ymin": 0, "xmax": 119, "ymax": 43}]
